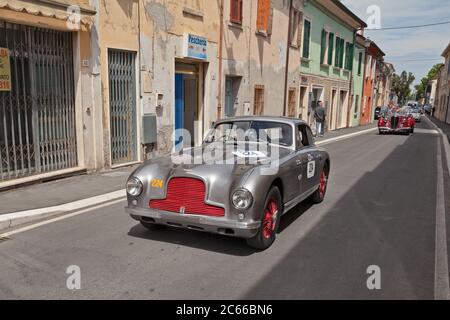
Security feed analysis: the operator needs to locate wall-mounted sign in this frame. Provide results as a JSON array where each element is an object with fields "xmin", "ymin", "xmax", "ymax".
[
  {"xmin": 0, "ymin": 47, "xmax": 11, "ymax": 91},
  {"xmin": 184, "ymin": 34, "xmax": 207, "ymax": 60}
]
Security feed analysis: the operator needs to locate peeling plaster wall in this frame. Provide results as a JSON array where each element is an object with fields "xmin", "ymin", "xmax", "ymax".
[
  {"xmin": 222, "ymin": 0, "xmax": 303, "ymax": 117},
  {"xmin": 97, "ymin": 0, "xmax": 220, "ymax": 164}
]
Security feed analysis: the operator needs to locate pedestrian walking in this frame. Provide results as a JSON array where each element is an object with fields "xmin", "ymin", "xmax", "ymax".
[{"xmin": 314, "ymin": 101, "xmax": 326, "ymax": 137}]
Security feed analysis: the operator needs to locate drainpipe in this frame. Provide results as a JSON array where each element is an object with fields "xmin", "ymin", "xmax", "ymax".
[
  {"xmin": 217, "ymin": 0, "xmax": 224, "ymax": 120},
  {"xmin": 283, "ymin": 0, "xmax": 294, "ymax": 116}
]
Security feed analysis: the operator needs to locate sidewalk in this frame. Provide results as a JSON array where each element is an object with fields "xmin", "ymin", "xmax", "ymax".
[
  {"xmin": 0, "ymin": 165, "xmax": 138, "ymax": 215},
  {"xmin": 428, "ymin": 115, "xmax": 450, "ymax": 144},
  {"xmin": 315, "ymin": 123, "xmax": 377, "ymax": 143}
]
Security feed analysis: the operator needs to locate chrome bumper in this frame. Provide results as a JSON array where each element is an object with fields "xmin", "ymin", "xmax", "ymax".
[
  {"xmin": 379, "ymin": 126, "xmax": 411, "ymax": 133},
  {"xmin": 126, "ymin": 206, "xmax": 260, "ymax": 238}
]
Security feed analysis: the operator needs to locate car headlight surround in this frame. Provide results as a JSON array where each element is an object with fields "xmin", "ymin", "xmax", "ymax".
[
  {"xmin": 126, "ymin": 177, "xmax": 143, "ymax": 197},
  {"xmin": 232, "ymin": 188, "xmax": 253, "ymax": 210}
]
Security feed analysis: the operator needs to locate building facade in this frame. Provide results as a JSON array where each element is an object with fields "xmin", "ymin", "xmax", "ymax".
[
  {"xmin": 221, "ymin": 0, "xmax": 303, "ymax": 119},
  {"xmin": 350, "ymin": 35, "xmax": 366, "ymax": 127},
  {"xmin": 0, "ymin": 0, "xmax": 96, "ymax": 187},
  {"xmin": 435, "ymin": 43, "xmax": 450, "ymax": 123},
  {"xmin": 359, "ymin": 37, "xmax": 385, "ymax": 126},
  {"xmin": 299, "ymin": 0, "xmax": 366, "ymax": 132}
]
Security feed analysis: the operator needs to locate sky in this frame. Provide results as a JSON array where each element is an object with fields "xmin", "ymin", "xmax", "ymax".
[{"xmin": 342, "ymin": 0, "xmax": 450, "ymax": 86}]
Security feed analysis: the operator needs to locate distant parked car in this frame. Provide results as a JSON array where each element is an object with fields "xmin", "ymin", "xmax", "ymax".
[{"xmin": 410, "ymin": 108, "xmax": 421, "ymax": 122}]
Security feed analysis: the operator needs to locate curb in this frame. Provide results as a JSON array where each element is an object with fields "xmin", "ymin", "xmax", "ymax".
[
  {"xmin": 0, "ymin": 190, "xmax": 126, "ymax": 232},
  {"xmin": 316, "ymin": 127, "xmax": 378, "ymax": 146},
  {"xmin": 425, "ymin": 116, "xmax": 450, "ymax": 177}
]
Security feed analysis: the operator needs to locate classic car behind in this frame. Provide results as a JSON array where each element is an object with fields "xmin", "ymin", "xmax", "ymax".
[
  {"xmin": 125, "ymin": 117, "xmax": 330, "ymax": 250},
  {"xmin": 378, "ymin": 109, "xmax": 415, "ymax": 135}
]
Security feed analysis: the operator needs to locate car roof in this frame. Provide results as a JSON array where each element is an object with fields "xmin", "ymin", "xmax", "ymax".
[{"xmin": 215, "ymin": 116, "xmax": 308, "ymax": 126}]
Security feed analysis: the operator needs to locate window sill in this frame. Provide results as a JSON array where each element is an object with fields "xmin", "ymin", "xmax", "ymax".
[
  {"xmin": 320, "ymin": 63, "xmax": 330, "ymax": 68},
  {"xmin": 228, "ymin": 21, "xmax": 243, "ymax": 30},
  {"xmin": 255, "ymin": 30, "xmax": 269, "ymax": 37},
  {"xmin": 301, "ymin": 57, "xmax": 311, "ymax": 62},
  {"xmin": 183, "ymin": 7, "xmax": 204, "ymax": 19}
]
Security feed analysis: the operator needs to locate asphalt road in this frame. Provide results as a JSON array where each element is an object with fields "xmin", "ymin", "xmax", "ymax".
[{"xmin": 0, "ymin": 118, "xmax": 448, "ymax": 299}]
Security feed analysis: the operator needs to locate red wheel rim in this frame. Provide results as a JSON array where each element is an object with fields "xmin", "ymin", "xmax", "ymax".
[
  {"xmin": 319, "ymin": 170, "xmax": 328, "ymax": 198},
  {"xmin": 262, "ymin": 200, "xmax": 278, "ymax": 239}
]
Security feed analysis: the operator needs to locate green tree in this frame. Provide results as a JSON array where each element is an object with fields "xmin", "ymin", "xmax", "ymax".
[
  {"xmin": 391, "ymin": 71, "xmax": 415, "ymax": 105},
  {"xmin": 415, "ymin": 63, "xmax": 444, "ymax": 99}
]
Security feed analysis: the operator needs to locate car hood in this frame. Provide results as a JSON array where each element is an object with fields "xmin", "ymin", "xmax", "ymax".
[{"xmin": 131, "ymin": 143, "xmax": 294, "ymax": 201}]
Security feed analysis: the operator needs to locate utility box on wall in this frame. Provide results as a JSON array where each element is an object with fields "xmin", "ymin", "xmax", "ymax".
[{"xmin": 142, "ymin": 114, "xmax": 157, "ymax": 144}]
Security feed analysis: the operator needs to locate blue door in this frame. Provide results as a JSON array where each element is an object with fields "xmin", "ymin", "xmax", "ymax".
[{"xmin": 175, "ymin": 73, "xmax": 184, "ymax": 149}]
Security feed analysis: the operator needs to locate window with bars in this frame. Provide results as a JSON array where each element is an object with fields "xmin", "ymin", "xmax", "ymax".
[
  {"xmin": 254, "ymin": 85, "xmax": 265, "ymax": 116},
  {"xmin": 230, "ymin": 0, "xmax": 243, "ymax": 24}
]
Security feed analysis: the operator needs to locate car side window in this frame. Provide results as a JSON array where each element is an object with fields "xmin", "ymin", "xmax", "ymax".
[{"xmin": 297, "ymin": 124, "xmax": 312, "ymax": 150}]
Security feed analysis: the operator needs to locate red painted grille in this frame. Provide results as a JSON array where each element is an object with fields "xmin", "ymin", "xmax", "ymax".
[{"xmin": 149, "ymin": 178, "xmax": 225, "ymax": 217}]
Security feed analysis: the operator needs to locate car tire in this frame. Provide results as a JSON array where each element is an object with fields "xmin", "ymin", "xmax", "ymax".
[
  {"xmin": 310, "ymin": 163, "xmax": 329, "ymax": 204},
  {"xmin": 140, "ymin": 221, "xmax": 166, "ymax": 231},
  {"xmin": 246, "ymin": 186, "xmax": 282, "ymax": 250}
]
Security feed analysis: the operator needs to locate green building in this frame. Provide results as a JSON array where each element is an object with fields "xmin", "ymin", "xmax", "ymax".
[{"xmin": 298, "ymin": 0, "xmax": 366, "ymax": 132}]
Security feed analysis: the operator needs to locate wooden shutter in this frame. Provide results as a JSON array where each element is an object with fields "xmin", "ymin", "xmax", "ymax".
[
  {"xmin": 334, "ymin": 37, "xmax": 340, "ymax": 67},
  {"xmin": 256, "ymin": 0, "xmax": 271, "ymax": 33},
  {"xmin": 328, "ymin": 33, "xmax": 334, "ymax": 65},
  {"xmin": 230, "ymin": 0, "xmax": 242, "ymax": 24},
  {"xmin": 302, "ymin": 20, "xmax": 310, "ymax": 58},
  {"xmin": 320, "ymin": 29, "xmax": 327, "ymax": 64}
]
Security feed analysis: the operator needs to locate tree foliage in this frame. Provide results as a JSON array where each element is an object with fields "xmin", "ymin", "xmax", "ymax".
[
  {"xmin": 391, "ymin": 71, "xmax": 415, "ymax": 105},
  {"xmin": 415, "ymin": 63, "xmax": 444, "ymax": 99}
]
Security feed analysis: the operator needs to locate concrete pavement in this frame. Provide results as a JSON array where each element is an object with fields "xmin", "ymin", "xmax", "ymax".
[{"xmin": 0, "ymin": 119, "xmax": 448, "ymax": 299}]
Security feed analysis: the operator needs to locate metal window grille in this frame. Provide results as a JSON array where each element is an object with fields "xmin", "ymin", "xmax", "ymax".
[
  {"xmin": 0, "ymin": 21, "xmax": 77, "ymax": 181},
  {"xmin": 108, "ymin": 49, "xmax": 137, "ymax": 165}
]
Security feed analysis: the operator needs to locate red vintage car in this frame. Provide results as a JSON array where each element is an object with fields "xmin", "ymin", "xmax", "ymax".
[{"xmin": 378, "ymin": 109, "xmax": 415, "ymax": 135}]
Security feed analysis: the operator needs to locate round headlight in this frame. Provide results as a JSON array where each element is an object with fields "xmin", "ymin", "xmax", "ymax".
[
  {"xmin": 232, "ymin": 189, "xmax": 253, "ymax": 210},
  {"xmin": 126, "ymin": 177, "xmax": 143, "ymax": 197}
]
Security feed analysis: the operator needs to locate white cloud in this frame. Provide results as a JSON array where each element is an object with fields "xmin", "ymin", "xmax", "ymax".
[{"xmin": 342, "ymin": 0, "xmax": 450, "ymax": 84}]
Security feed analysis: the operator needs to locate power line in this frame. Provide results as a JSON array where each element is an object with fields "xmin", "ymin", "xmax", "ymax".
[
  {"xmin": 366, "ymin": 20, "xmax": 450, "ymax": 31},
  {"xmin": 389, "ymin": 58, "xmax": 444, "ymax": 62}
]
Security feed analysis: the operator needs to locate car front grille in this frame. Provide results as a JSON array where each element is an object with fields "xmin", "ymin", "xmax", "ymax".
[
  {"xmin": 149, "ymin": 177, "xmax": 225, "ymax": 217},
  {"xmin": 391, "ymin": 116, "xmax": 399, "ymax": 129}
]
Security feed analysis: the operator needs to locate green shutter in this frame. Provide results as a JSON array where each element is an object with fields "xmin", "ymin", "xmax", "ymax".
[
  {"xmin": 328, "ymin": 33, "xmax": 334, "ymax": 65},
  {"xmin": 345, "ymin": 42, "xmax": 350, "ymax": 70},
  {"xmin": 320, "ymin": 29, "xmax": 326, "ymax": 64},
  {"xmin": 358, "ymin": 51, "xmax": 363, "ymax": 75},
  {"xmin": 302, "ymin": 20, "xmax": 311, "ymax": 58},
  {"xmin": 349, "ymin": 43, "xmax": 354, "ymax": 71},
  {"xmin": 334, "ymin": 37, "xmax": 340, "ymax": 67}
]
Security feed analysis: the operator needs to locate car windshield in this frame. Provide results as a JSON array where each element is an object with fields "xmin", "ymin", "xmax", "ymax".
[{"xmin": 206, "ymin": 120, "xmax": 293, "ymax": 147}]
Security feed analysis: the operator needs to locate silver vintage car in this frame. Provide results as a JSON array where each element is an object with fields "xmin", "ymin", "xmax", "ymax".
[{"xmin": 125, "ymin": 117, "xmax": 330, "ymax": 249}]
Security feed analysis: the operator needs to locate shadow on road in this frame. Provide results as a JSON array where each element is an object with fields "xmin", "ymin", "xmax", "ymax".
[
  {"xmin": 128, "ymin": 223, "xmax": 257, "ymax": 256},
  {"xmin": 243, "ymin": 122, "xmax": 439, "ymax": 299},
  {"xmin": 127, "ymin": 198, "xmax": 314, "ymax": 256}
]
